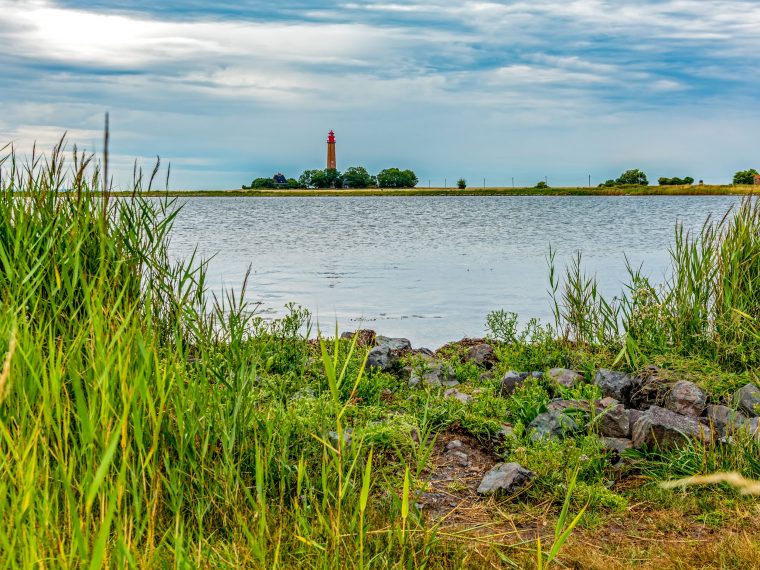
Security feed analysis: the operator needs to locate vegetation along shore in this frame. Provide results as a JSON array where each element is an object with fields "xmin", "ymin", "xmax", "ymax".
[
  {"xmin": 127, "ymin": 184, "xmax": 756, "ymax": 198},
  {"xmin": 1, "ymin": 139, "xmax": 759, "ymax": 569}
]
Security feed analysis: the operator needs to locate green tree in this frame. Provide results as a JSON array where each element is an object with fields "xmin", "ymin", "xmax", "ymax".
[
  {"xmin": 457, "ymin": 178, "xmax": 467, "ymax": 189},
  {"xmin": 287, "ymin": 178, "xmax": 300, "ymax": 189},
  {"xmin": 535, "ymin": 181, "xmax": 549, "ymax": 189},
  {"xmin": 658, "ymin": 176, "xmax": 694, "ymax": 186},
  {"xmin": 298, "ymin": 169, "xmax": 343, "ymax": 188},
  {"xmin": 733, "ymin": 169, "xmax": 758, "ymax": 185},
  {"xmin": 616, "ymin": 169, "xmax": 648, "ymax": 186},
  {"xmin": 376, "ymin": 168, "xmax": 418, "ymax": 188},
  {"xmin": 249, "ymin": 177, "xmax": 276, "ymax": 189},
  {"xmin": 343, "ymin": 166, "xmax": 373, "ymax": 188}
]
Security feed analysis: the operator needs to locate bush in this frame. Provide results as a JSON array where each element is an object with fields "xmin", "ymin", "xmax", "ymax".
[
  {"xmin": 535, "ymin": 181, "xmax": 549, "ymax": 189},
  {"xmin": 616, "ymin": 169, "xmax": 648, "ymax": 186},
  {"xmin": 659, "ymin": 176, "xmax": 694, "ymax": 186},
  {"xmin": 457, "ymin": 178, "xmax": 467, "ymax": 189},
  {"xmin": 733, "ymin": 168, "xmax": 758, "ymax": 185},
  {"xmin": 376, "ymin": 168, "xmax": 418, "ymax": 188},
  {"xmin": 343, "ymin": 166, "xmax": 373, "ymax": 188}
]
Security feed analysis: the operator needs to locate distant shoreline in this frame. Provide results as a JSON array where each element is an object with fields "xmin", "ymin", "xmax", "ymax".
[{"xmin": 123, "ymin": 185, "xmax": 756, "ymax": 197}]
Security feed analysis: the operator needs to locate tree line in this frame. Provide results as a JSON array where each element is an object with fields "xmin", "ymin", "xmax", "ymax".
[{"xmin": 244, "ymin": 167, "xmax": 418, "ymax": 189}]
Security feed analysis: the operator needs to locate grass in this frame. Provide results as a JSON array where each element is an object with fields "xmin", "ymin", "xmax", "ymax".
[{"xmin": 1, "ymin": 135, "xmax": 759, "ymax": 568}]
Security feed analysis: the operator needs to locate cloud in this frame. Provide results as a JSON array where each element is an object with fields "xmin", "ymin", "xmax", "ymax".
[{"xmin": 1, "ymin": 0, "xmax": 760, "ymax": 187}]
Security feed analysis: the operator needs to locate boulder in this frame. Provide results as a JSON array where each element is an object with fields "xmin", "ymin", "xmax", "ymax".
[
  {"xmin": 548, "ymin": 368, "xmax": 583, "ymax": 388},
  {"xmin": 445, "ymin": 439, "xmax": 463, "ymax": 451},
  {"xmin": 631, "ymin": 405, "xmax": 711, "ymax": 449},
  {"xmin": 366, "ymin": 346, "xmax": 393, "ymax": 371},
  {"xmin": 448, "ymin": 450, "xmax": 470, "ymax": 467},
  {"xmin": 376, "ymin": 336, "xmax": 412, "ymax": 352},
  {"xmin": 500, "ymin": 371, "xmax": 529, "ymax": 396},
  {"xmin": 340, "ymin": 329, "xmax": 376, "ymax": 346},
  {"xmin": 601, "ymin": 437, "xmax": 634, "ymax": 455},
  {"xmin": 599, "ymin": 403, "xmax": 630, "ymax": 438},
  {"xmin": 742, "ymin": 417, "xmax": 760, "ymax": 440},
  {"xmin": 703, "ymin": 404, "xmax": 746, "ymax": 436},
  {"xmin": 734, "ymin": 383, "xmax": 760, "ymax": 417},
  {"xmin": 476, "ymin": 462, "xmax": 534, "ymax": 495},
  {"xmin": 444, "ymin": 388, "xmax": 473, "ymax": 404},
  {"xmin": 409, "ymin": 362, "xmax": 458, "ymax": 388},
  {"xmin": 464, "ymin": 343, "xmax": 496, "ymax": 368},
  {"xmin": 627, "ymin": 408, "xmax": 644, "ymax": 427},
  {"xmin": 527, "ymin": 411, "xmax": 578, "ymax": 441},
  {"xmin": 594, "ymin": 369, "xmax": 636, "ymax": 403},
  {"xmin": 665, "ymin": 380, "xmax": 707, "ymax": 417}
]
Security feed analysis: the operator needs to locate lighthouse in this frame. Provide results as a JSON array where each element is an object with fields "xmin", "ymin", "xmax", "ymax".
[{"xmin": 326, "ymin": 130, "xmax": 336, "ymax": 170}]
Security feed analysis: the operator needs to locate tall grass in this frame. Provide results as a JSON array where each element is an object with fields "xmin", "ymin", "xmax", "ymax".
[
  {"xmin": 550, "ymin": 196, "xmax": 760, "ymax": 369},
  {"xmin": 0, "ymin": 138, "xmax": 453, "ymax": 567}
]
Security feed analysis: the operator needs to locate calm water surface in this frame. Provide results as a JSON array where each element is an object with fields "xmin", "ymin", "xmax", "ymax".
[{"xmin": 168, "ymin": 196, "xmax": 740, "ymax": 348}]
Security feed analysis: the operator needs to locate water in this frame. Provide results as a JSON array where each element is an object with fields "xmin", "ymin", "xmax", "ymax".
[{"xmin": 168, "ymin": 195, "xmax": 740, "ymax": 348}]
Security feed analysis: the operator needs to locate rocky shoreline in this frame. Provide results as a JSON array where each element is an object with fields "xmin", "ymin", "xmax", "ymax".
[{"xmin": 348, "ymin": 331, "xmax": 760, "ymax": 498}]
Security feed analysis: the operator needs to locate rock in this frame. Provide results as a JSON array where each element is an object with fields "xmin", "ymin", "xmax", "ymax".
[
  {"xmin": 628, "ymin": 367, "xmax": 670, "ymax": 410},
  {"xmin": 497, "ymin": 424, "xmax": 515, "ymax": 439},
  {"xmin": 741, "ymin": 417, "xmax": 760, "ymax": 440},
  {"xmin": 601, "ymin": 437, "xmax": 634, "ymax": 455},
  {"xmin": 415, "ymin": 348, "xmax": 435, "ymax": 358},
  {"xmin": 547, "ymin": 399, "xmax": 592, "ymax": 414},
  {"xmin": 448, "ymin": 450, "xmax": 469, "ymax": 467},
  {"xmin": 444, "ymin": 388, "xmax": 473, "ymax": 404},
  {"xmin": 464, "ymin": 343, "xmax": 496, "ymax": 368},
  {"xmin": 598, "ymin": 396, "xmax": 620, "ymax": 408},
  {"xmin": 366, "ymin": 346, "xmax": 392, "ymax": 371},
  {"xmin": 734, "ymin": 383, "xmax": 760, "ymax": 416},
  {"xmin": 500, "ymin": 371, "xmax": 529, "ymax": 396},
  {"xmin": 376, "ymin": 336, "xmax": 412, "ymax": 352},
  {"xmin": 409, "ymin": 362, "xmax": 458, "ymax": 388},
  {"xmin": 549, "ymin": 368, "xmax": 583, "ymax": 388},
  {"xmin": 594, "ymin": 369, "xmax": 636, "ymax": 403},
  {"xmin": 445, "ymin": 440, "xmax": 463, "ymax": 451},
  {"xmin": 665, "ymin": 380, "xmax": 707, "ymax": 417},
  {"xmin": 328, "ymin": 429, "xmax": 353, "ymax": 448},
  {"xmin": 476, "ymin": 462, "xmax": 535, "ymax": 495},
  {"xmin": 527, "ymin": 411, "xmax": 578, "ymax": 441},
  {"xmin": 703, "ymin": 404, "xmax": 746, "ymax": 436},
  {"xmin": 631, "ymin": 405, "xmax": 711, "ymax": 449},
  {"xmin": 340, "ymin": 329, "xmax": 376, "ymax": 346},
  {"xmin": 599, "ymin": 403, "xmax": 630, "ymax": 438},
  {"xmin": 627, "ymin": 408, "xmax": 644, "ymax": 427},
  {"xmin": 531, "ymin": 371, "xmax": 544, "ymax": 379},
  {"xmin": 291, "ymin": 387, "xmax": 316, "ymax": 401},
  {"xmin": 478, "ymin": 371, "xmax": 495, "ymax": 382}
]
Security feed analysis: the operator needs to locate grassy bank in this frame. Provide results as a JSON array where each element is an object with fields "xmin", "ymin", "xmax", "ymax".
[
  {"xmin": 1, "ymin": 140, "xmax": 759, "ymax": 569},
  {"xmin": 126, "ymin": 185, "xmax": 755, "ymax": 198}
]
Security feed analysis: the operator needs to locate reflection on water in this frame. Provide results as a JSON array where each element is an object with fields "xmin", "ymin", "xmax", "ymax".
[{"xmin": 168, "ymin": 195, "xmax": 740, "ymax": 348}]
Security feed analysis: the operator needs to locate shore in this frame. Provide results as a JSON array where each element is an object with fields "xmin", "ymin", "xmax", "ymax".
[{"xmin": 126, "ymin": 184, "xmax": 757, "ymax": 198}]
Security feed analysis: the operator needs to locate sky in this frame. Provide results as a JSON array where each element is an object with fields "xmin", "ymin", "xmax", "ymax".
[{"xmin": 1, "ymin": 0, "xmax": 760, "ymax": 189}]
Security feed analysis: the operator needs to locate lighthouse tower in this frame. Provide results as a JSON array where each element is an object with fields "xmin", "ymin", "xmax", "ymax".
[{"xmin": 326, "ymin": 130, "xmax": 336, "ymax": 170}]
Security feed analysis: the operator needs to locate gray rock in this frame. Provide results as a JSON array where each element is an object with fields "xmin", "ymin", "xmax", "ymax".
[
  {"xmin": 376, "ymin": 336, "xmax": 412, "ymax": 351},
  {"xmin": 528, "ymin": 411, "xmax": 578, "ymax": 441},
  {"xmin": 631, "ymin": 405, "xmax": 711, "ymax": 449},
  {"xmin": 594, "ymin": 369, "xmax": 636, "ymax": 403},
  {"xmin": 734, "ymin": 383, "xmax": 760, "ymax": 417},
  {"xmin": 531, "ymin": 371, "xmax": 544, "ymax": 379},
  {"xmin": 498, "ymin": 424, "xmax": 515, "ymax": 439},
  {"xmin": 366, "ymin": 346, "xmax": 392, "ymax": 371},
  {"xmin": 549, "ymin": 368, "xmax": 583, "ymax": 388},
  {"xmin": 703, "ymin": 404, "xmax": 746, "ymax": 436},
  {"xmin": 601, "ymin": 437, "xmax": 634, "ymax": 455},
  {"xmin": 476, "ymin": 462, "xmax": 535, "ymax": 495},
  {"xmin": 547, "ymin": 399, "xmax": 592, "ymax": 414},
  {"xmin": 444, "ymin": 388, "xmax": 473, "ymax": 404},
  {"xmin": 627, "ymin": 408, "xmax": 644, "ymax": 427},
  {"xmin": 666, "ymin": 380, "xmax": 707, "ymax": 417},
  {"xmin": 448, "ymin": 450, "xmax": 470, "ymax": 467},
  {"xmin": 291, "ymin": 387, "xmax": 316, "ymax": 401},
  {"xmin": 599, "ymin": 403, "xmax": 630, "ymax": 438},
  {"xmin": 500, "ymin": 371, "xmax": 529, "ymax": 396},
  {"xmin": 464, "ymin": 343, "xmax": 496, "ymax": 368},
  {"xmin": 445, "ymin": 439, "xmax": 463, "ymax": 451},
  {"xmin": 742, "ymin": 417, "xmax": 760, "ymax": 440},
  {"xmin": 328, "ymin": 429, "xmax": 353, "ymax": 448},
  {"xmin": 409, "ymin": 362, "xmax": 458, "ymax": 388}
]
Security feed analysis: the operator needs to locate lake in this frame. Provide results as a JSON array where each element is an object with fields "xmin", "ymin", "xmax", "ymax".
[{"xmin": 168, "ymin": 195, "xmax": 741, "ymax": 348}]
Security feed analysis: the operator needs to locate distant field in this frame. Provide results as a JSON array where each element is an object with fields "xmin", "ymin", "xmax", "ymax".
[{"xmin": 132, "ymin": 185, "xmax": 757, "ymax": 197}]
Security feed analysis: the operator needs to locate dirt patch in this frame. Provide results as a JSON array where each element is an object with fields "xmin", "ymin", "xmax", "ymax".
[{"xmin": 416, "ymin": 430, "xmax": 501, "ymax": 522}]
